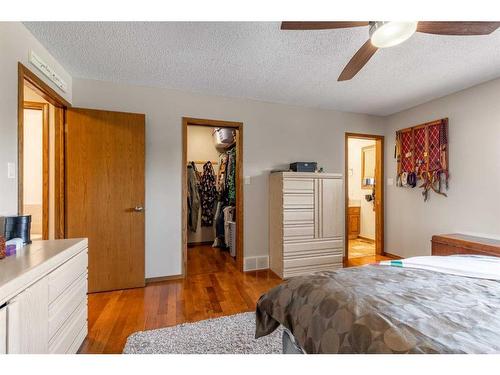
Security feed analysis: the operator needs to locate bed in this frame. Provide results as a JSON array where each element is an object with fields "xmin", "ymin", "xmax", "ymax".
[{"xmin": 255, "ymin": 234, "xmax": 500, "ymax": 354}]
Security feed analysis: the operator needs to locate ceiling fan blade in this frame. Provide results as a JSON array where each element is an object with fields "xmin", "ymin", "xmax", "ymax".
[
  {"xmin": 281, "ymin": 21, "xmax": 369, "ymax": 30},
  {"xmin": 417, "ymin": 21, "xmax": 500, "ymax": 35},
  {"xmin": 338, "ymin": 40, "xmax": 378, "ymax": 81}
]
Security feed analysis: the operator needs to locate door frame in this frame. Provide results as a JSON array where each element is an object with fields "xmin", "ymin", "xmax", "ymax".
[
  {"xmin": 18, "ymin": 63, "xmax": 71, "ymax": 239},
  {"xmin": 181, "ymin": 117, "xmax": 244, "ymax": 276},
  {"xmin": 344, "ymin": 132, "xmax": 385, "ymax": 259},
  {"xmin": 22, "ymin": 101, "xmax": 49, "ymax": 239}
]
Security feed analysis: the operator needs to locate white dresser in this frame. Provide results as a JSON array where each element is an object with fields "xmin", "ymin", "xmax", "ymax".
[
  {"xmin": 269, "ymin": 172, "xmax": 344, "ymax": 278},
  {"xmin": 0, "ymin": 239, "xmax": 88, "ymax": 354}
]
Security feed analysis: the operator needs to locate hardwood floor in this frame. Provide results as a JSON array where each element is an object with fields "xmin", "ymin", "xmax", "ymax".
[
  {"xmin": 78, "ymin": 245, "xmax": 280, "ymax": 353},
  {"xmin": 348, "ymin": 238, "xmax": 376, "ymax": 258},
  {"xmin": 79, "ymin": 245, "xmax": 393, "ymax": 354}
]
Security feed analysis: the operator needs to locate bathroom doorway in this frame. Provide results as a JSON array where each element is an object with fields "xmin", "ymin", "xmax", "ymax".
[
  {"xmin": 18, "ymin": 63, "xmax": 69, "ymax": 240},
  {"xmin": 344, "ymin": 133, "xmax": 384, "ymax": 262}
]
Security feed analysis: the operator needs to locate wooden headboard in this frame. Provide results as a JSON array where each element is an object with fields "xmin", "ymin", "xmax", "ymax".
[{"xmin": 432, "ymin": 234, "xmax": 500, "ymax": 257}]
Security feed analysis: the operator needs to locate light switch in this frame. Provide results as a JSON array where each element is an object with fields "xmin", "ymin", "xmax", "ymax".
[
  {"xmin": 7, "ymin": 162, "xmax": 15, "ymax": 179},
  {"xmin": 244, "ymin": 176, "xmax": 251, "ymax": 185},
  {"xmin": 387, "ymin": 178, "xmax": 394, "ymax": 186}
]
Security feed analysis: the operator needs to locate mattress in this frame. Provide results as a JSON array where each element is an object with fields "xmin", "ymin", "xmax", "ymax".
[{"xmin": 256, "ymin": 256, "xmax": 500, "ymax": 354}]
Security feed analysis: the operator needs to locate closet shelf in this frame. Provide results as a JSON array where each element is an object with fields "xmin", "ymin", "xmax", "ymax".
[{"xmin": 189, "ymin": 160, "xmax": 219, "ymax": 165}]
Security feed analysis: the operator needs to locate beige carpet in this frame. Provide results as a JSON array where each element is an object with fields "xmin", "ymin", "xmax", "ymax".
[{"xmin": 123, "ymin": 312, "xmax": 283, "ymax": 354}]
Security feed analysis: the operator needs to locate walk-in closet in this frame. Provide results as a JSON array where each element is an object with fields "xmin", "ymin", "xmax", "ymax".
[{"xmin": 185, "ymin": 122, "xmax": 241, "ymax": 275}]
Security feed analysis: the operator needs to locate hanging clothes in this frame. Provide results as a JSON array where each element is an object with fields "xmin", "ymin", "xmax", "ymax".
[
  {"xmin": 223, "ymin": 206, "xmax": 235, "ymax": 247},
  {"xmin": 200, "ymin": 161, "xmax": 217, "ymax": 226},
  {"xmin": 216, "ymin": 153, "xmax": 228, "ymax": 194},
  {"xmin": 187, "ymin": 162, "xmax": 200, "ymax": 232},
  {"xmin": 226, "ymin": 148, "xmax": 236, "ymax": 205},
  {"xmin": 212, "ymin": 203, "xmax": 226, "ymax": 248}
]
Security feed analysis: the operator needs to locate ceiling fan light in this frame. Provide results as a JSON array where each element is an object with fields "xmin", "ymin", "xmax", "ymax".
[{"xmin": 370, "ymin": 21, "xmax": 418, "ymax": 48}]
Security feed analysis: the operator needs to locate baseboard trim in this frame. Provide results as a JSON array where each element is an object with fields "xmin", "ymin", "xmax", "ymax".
[
  {"xmin": 358, "ymin": 236, "xmax": 375, "ymax": 243},
  {"xmin": 146, "ymin": 274, "xmax": 184, "ymax": 283}
]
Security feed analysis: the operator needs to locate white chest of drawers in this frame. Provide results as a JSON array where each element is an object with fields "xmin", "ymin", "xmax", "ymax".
[
  {"xmin": 0, "ymin": 239, "xmax": 88, "ymax": 354},
  {"xmin": 269, "ymin": 172, "xmax": 344, "ymax": 278}
]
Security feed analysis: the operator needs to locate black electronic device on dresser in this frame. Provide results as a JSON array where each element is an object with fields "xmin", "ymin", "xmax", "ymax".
[
  {"xmin": 290, "ymin": 162, "xmax": 317, "ymax": 172},
  {"xmin": 0, "ymin": 215, "xmax": 32, "ymax": 245}
]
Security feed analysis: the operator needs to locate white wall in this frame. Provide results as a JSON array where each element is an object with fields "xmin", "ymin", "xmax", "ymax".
[
  {"xmin": 0, "ymin": 22, "xmax": 72, "ymax": 216},
  {"xmin": 22, "ymin": 108, "xmax": 43, "ymax": 235},
  {"xmin": 23, "ymin": 109, "xmax": 43, "ymax": 205},
  {"xmin": 72, "ymin": 78, "xmax": 385, "ymax": 278},
  {"xmin": 384, "ymin": 78, "xmax": 500, "ymax": 258},
  {"xmin": 347, "ymin": 138, "xmax": 376, "ymax": 240},
  {"xmin": 187, "ymin": 125, "xmax": 221, "ymax": 244}
]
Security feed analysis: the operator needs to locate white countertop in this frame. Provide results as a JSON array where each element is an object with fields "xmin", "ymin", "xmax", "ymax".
[{"xmin": 0, "ymin": 238, "xmax": 88, "ymax": 304}]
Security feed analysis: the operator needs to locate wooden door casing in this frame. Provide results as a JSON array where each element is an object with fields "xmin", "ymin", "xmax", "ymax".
[
  {"xmin": 66, "ymin": 108, "xmax": 145, "ymax": 293},
  {"xmin": 374, "ymin": 138, "xmax": 383, "ymax": 255},
  {"xmin": 344, "ymin": 133, "xmax": 385, "ymax": 259}
]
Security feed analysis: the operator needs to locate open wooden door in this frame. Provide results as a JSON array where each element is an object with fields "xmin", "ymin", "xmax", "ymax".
[{"xmin": 66, "ymin": 108, "xmax": 145, "ymax": 293}]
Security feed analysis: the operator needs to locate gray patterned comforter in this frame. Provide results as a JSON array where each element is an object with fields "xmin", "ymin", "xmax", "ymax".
[{"xmin": 255, "ymin": 265, "xmax": 500, "ymax": 353}]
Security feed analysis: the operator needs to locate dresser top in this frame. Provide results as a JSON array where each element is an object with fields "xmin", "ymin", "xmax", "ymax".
[
  {"xmin": 0, "ymin": 238, "xmax": 87, "ymax": 302},
  {"xmin": 271, "ymin": 171, "xmax": 343, "ymax": 178},
  {"xmin": 432, "ymin": 233, "xmax": 500, "ymax": 257},
  {"xmin": 432, "ymin": 233, "xmax": 500, "ymax": 247}
]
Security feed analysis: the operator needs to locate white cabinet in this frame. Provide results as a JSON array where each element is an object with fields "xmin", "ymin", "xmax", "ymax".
[
  {"xmin": 0, "ymin": 239, "xmax": 88, "ymax": 354},
  {"xmin": 0, "ymin": 305, "xmax": 6, "ymax": 354},
  {"xmin": 7, "ymin": 277, "xmax": 49, "ymax": 354},
  {"xmin": 314, "ymin": 177, "xmax": 343, "ymax": 239},
  {"xmin": 270, "ymin": 172, "xmax": 344, "ymax": 279}
]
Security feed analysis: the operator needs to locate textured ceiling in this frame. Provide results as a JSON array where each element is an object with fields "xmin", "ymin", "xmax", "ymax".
[{"xmin": 24, "ymin": 22, "xmax": 500, "ymax": 116}]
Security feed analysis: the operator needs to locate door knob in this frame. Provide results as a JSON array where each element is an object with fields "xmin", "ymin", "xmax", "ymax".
[{"xmin": 134, "ymin": 206, "xmax": 144, "ymax": 212}]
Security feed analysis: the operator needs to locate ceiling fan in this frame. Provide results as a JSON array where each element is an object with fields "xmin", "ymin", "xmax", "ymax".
[{"xmin": 281, "ymin": 21, "xmax": 500, "ymax": 81}]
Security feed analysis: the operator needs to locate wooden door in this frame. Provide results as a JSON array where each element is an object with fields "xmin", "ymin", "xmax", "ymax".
[
  {"xmin": 348, "ymin": 207, "xmax": 360, "ymax": 239},
  {"xmin": 66, "ymin": 108, "xmax": 145, "ymax": 293}
]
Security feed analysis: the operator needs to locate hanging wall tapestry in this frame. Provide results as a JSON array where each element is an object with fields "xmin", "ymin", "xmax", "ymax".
[{"xmin": 395, "ymin": 118, "xmax": 449, "ymax": 201}]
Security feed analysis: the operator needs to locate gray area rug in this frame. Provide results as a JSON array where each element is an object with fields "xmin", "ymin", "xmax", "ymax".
[{"xmin": 123, "ymin": 312, "xmax": 283, "ymax": 354}]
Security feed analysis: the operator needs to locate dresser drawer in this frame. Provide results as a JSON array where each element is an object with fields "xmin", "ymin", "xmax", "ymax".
[
  {"xmin": 0, "ymin": 306, "xmax": 6, "ymax": 354},
  {"xmin": 49, "ymin": 301, "xmax": 87, "ymax": 354},
  {"xmin": 49, "ymin": 274, "xmax": 87, "ymax": 339},
  {"xmin": 68, "ymin": 324, "xmax": 87, "ymax": 354},
  {"xmin": 48, "ymin": 250, "xmax": 87, "ymax": 303},
  {"xmin": 283, "ymin": 209, "xmax": 314, "ymax": 224},
  {"xmin": 284, "ymin": 238, "xmax": 343, "ymax": 256},
  {"xmin": 283, "ymin": 262, "xmax": 343, "ymax": 278},
  {"xmin": 283, "ymin": 224, "xmax": 314, "ymax": 240},
  {"xmin": 283, "ymin": 178, "xmax": 314, "ymax": 194},
  {"xmin": 283, "ymin": 193, "xmax": 314, "ymax": 209},
  {"xmin": 283, "ymin": 254, "xmax": 343, "ymax": 276}
]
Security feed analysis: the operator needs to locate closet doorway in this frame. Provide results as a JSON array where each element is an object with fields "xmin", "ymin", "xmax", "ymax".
[
  {"xmin": 182, "ymin": 117, "xmax": 244, "ymax": 276},
  {"xmin": 344, "ymin": 133, "xmax": 384, "ymax": 262}
]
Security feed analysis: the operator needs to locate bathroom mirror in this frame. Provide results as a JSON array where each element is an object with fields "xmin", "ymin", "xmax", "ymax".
[{"xmin": 361, "ymin": 145, "xmax": 375, "ymax": 189}]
